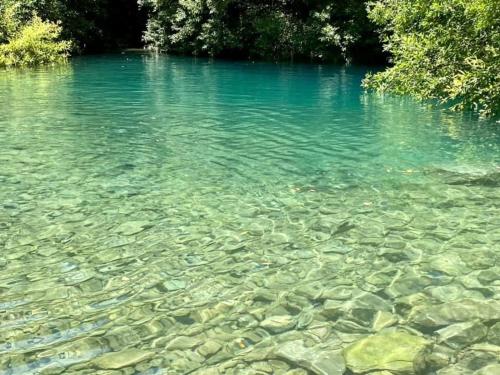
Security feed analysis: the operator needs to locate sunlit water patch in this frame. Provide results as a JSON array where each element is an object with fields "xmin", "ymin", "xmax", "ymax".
[{"xmin": 0, "ymin": 54, "xmax": 500, "ymax": 375}]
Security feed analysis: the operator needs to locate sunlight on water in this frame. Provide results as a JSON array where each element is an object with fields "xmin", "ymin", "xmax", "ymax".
[{"xmin": 0, "ymin": 53, "xmax": 499, "ymax": 374}]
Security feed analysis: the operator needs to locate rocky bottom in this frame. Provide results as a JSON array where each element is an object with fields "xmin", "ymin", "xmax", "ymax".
[
  {"xmin": 1, "ymin": 165, "xmax": 500, "ymax": 375},
  {"xmin": 1, "ymin": 56, "xmax": 500, "ymax": 375}
]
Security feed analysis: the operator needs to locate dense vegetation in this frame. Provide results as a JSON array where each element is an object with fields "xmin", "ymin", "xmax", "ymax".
[
  {"xmin": 1, "ymin": 0, "xmax": 146, "ymax": 54},
  {"xmin": 0, "ymin": 3, "xmax": 71, "ymax": 67},
  {"xmin": 0, "ymin": 0, "xmax": 498, "ymax": 116},
  {"xmin": 141, "ymin": 0, "xmax": 384, "ymax": 64},
  {"xmin": 364, "ymin": 0, "xmax": 499, "ymax": 117}
]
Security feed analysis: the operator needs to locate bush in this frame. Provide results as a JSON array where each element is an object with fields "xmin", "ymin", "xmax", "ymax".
[
  {"xmin": 363, "ymin": 0, "xmax": 500, "ymax": 117},
  {"xmin": 0, "ymin": 5, "xmax": 71, "ymax": 67}
]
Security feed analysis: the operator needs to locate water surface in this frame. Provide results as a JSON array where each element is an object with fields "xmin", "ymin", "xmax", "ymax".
[{"xmin": 1, "ymin": 54, "xmax": 499, "ymax": 374}]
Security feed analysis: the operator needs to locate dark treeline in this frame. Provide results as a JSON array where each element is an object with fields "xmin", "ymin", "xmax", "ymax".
[
  {"xmin": 0, "ymin": 0, "xmax": 147, "ymax": 52},
  {"xmin": 141, "ymin": 0, "xmax": 385, "ymax": 64},
  {"xmin": 1, "ymin": 0, "xmax": 498, "ymax": 117},
  {"xmin": 1, "ymin": 0, "xmax": 384, "ymax": 64}
]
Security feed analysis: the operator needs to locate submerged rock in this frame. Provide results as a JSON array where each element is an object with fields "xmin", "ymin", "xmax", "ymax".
[
  {"xmin": 167, "ymin": 336, "xmax": 202, "ymax": 350},
  {"xmin": 197, "ymin": 340, "xmax": 222, "ymax": 358},
  {"xmin": 260, "ymin": 315, "xmax": 296, "ymax": 333},
  {"xmin": 486, "ymin": 322, "xmax": 500, "ymax": 345},
  {"xmin": 473, "ymin": 364, "xmax": 500, "ymax": 375},
  {"xmin": 275, "ymin": 340, "xmax": 345, "ymax": 375},
  {"xmin": 114, "ymin": 221, "xmax": 151, "ymax": 235},
  {"xmin": 430, "ymin": 167, "xmax": 500, "ymax": 187},
  {"xmin": 372, "ymin": 311, "xmax": 398, "ymax": 332},
  {"xmin": 409, "ymin": 299, "xmax": 500, "ymax": 328},
  {"xmin": 436, "ymin": 321, "xmax": 488, "ymax": 349},
  {"xmin": 343, "ymin": 331, "xmax": 429, "ymax": 374},
  {"xmin": 93, "ymin": 349, "xmax": 154, "ymax": 369}
]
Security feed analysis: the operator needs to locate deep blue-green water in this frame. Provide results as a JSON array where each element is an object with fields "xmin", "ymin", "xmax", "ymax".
[{"xmin": 0, "ymin": 54, "xmax": 499, "ymax": 374}]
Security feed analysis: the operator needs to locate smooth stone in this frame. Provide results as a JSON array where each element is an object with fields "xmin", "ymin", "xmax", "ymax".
[
  {"xmin": 295, "ymin": 284, "xmax": 323, "ymax": 300},
  {"xmin": 192, "ymin": 367, "xmax": 221, "ymax": 375},
  {"xmin": 353, "ymin": 292, "xmax": 392, "ymax": 312},
  {"xmin": 469, "ymin": 343, "xmax": 500, "ymax": 354},
  {"xmin": 343, "ymin": 331, "xmax": 429, "ymax": 374},
  {"xmin": 167, "ymin": 336, "xmax": 202, "ymax": 350},
  {"xmin": 476, "ymin": 268, "xmax": 500, "ymax": 285},
  {"xmin": 114, "ymin": 221, "xmax": 151, "ymax": 235},
  {"xmin": 296, "ymin": 311, "xmax": 314, "ymax": 329},
  {"xmin": 322, "ymin": 299, "xmax": 344, "ymax": 319},
  {"xmin": 275, "ymin": 340, "xmax": 346, "ymax": 375},
  {"xmin": 385, "ymin": 271, "xmax": 433, "ymax": 298},
  {"xmin": 423, "ymin": 345, "xmax": 453, "ymax": 371},
  {"xmin": 333, "ymin": 319, "xmax": 371, "ymax": 334},
  {"xmin": 427, "ymin": 254, "xmax": 469, "ymax": 276},
  {"xmin": 250, "ymin": 361, "xmax": 274, "ymax": 373},
  {"xmin": 366, "ymin": 270, "xmax": 397, "ymax": 288},
  {"xmin": 436, "ymin": 321, "xmax": 488, "ymax": 349},
  {"xmin": 409, "ymin": 299, "xmax": 500, "ymax": 328},
  {"xmin": 197, "ymin": 340, "xmax": 222, "ymax": 358},
  {"xmin": 322, "ymin": 286, "xmax": 356, "ymax": 300},
  {"xmin": 426, "ymin": 284, "xmax": 483, "ymax": 303},
  {"xmin": 437, "ymin": 365, "xmax": 472, "ymax": 375},
  {"xmin": 473, "ymin": 364, "xmax": 500, "ymax": 375},
  {"xmin": 486, "ymin": 322, "xmax": 500, "ymax": 345},
  {"xmin": 323, "ymin": 292, "xmax": 392, "ymax": 320},
  {"xmin": 93, "ymin": 349, "xmax": 154, "ymax": 369},
  {"xmin": 285, "ymin": 370, "xmax": 309, "ymax": 375},
  {"xmin": 260, "ymin": 315, "xmax": 296, "ymax": 333},
  {"xmin": 162, "ymin": 279, "xmax": 187, "ymax": 291},
  {"xmin": 372, "ymin": 311, "xmax": 398, "ymax": 332}
]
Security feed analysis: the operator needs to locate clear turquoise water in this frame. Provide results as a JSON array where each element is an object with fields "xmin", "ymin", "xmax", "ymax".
[{"xmin": 0, "ymin": 53, "xmax": 499, "ymax": 374}]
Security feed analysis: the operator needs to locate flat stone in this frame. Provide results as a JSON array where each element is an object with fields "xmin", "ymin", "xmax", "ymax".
[
  {"xmin": 162, "ymin": 279, "xmax": 187, "ymax": 291},
  {"xmin": 322, "ymin": 286, "xmax": 356, "ymax": 300},
  {"xmin": 114, "ymin": 221, "xmax": 151, "ymax": 235},
  {"xmin": 423, "ymin": 344, "xmax": 453, "ymax": 371},
  {"xmin": 275, "ymin": 340, "xmax": 345, "ymax": 375},
  {"xmin": 427, "ymin": 254, "xmax": 469, "ymax": 276},
  {"xmin": 473, "ymin": 364, "xmax": 500, "ymax": 375},
  {"xmin": 251, "ymin": 361, "xmax": 274, "ymax": 373},
  {"xmin": 323, "ymin": 299, "xmax": 344, "ymax": 319},
  {"xmin": 372, "ymin": 311, "xmax": 398, "ymax": 332},
  {"xmin": 409, "ymin": 299, "xmax": 500, "ymax": 328},
  {"xmin": 93, "ymin": 349, "xmax": 154, "ymax": 369},
  {"xmin": 486, "ymin": 322, "xmax": 500, "ymax": 345},
  {"xmin": 437, "ymin": 321, "xmax": 488, "ymax": 349},
  {"xmin": 469, "ymin": 343, "xmax": 500, "ymax": 354},
  {"xmin": 353, "ymin": 292, "xmax": 392, "ymax": 312},
  {"xmin": 285, "ymin": 370, "xmax": 309, "ymax": 375},
  {"xmin": 385, "ymin": 272, "xmax": 433, "ymax": 298},
  {"xmin": 426, "ymin": 284, "xmax": 483, "ymax": 303},
  {"xmin": 437, "ymin": 364, "xmax": 471, "ymax": 375},
  {"xmin": 197, "ymin": 340, "xmax": 222, "ymax": 357},
  {"xmin": 260, "ymin": 315, "xmax": 296, "ymax": 333},
  {"xmin": 167, "ymin": 336, "xmax": 202, "ymax": 350},
  {"xmin": 343, "ymin": 331, "xmax": 429, "ymax": 374}
]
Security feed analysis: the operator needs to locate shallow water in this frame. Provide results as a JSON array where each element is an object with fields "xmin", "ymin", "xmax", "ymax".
[{"xmin": 0, "ymin": 54, "xmax": 499, "ymax": 375}]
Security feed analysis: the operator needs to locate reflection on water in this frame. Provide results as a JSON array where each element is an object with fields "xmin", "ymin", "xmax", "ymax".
[{"xmin": 0, "ymin": 54, "xmax": 499, "ymax": 375}]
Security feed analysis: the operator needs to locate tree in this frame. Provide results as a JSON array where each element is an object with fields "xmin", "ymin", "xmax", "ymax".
[
  {"xmin": 141, "ymin": 0, "xmax": 384, "ymax": 64},
  {"xmin": 363, "ymin": 0, "xmax": 500, "ymax": 117}
]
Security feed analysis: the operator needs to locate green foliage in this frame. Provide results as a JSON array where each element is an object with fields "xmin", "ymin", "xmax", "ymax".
[
  {"xmin": 363, "ymin": 0, "xmax": 500, "ymax": 117},
  {"xmin": 141, "ymin": 0, "xmax": 383, "ymax": 63},
  {"xmin": 1, "ymin": 0, "xmax": 146, "ymax": 53},
  {"xmin": 0, "ymin": 3, "xmax": 71, "ymax": 67}
]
